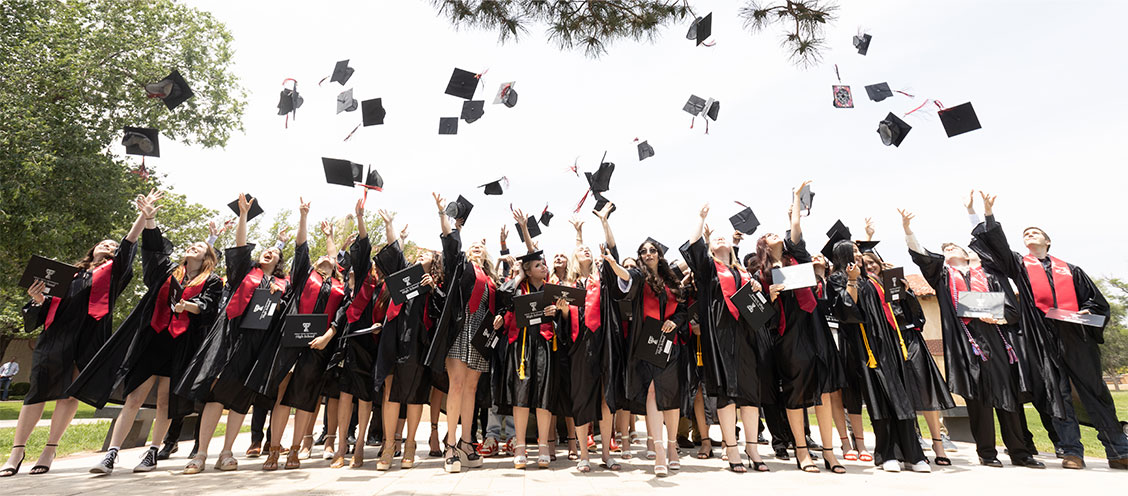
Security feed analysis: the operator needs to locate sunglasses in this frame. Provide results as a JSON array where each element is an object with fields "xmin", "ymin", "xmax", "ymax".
[{"xmin": 640, "ymin": 247, "xmax": 660, "ymax": 255}]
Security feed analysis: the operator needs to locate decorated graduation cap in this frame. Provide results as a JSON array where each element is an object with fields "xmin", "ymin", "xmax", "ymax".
[
  {"xmin": 361, "ymin": 98, "xmax": 386, "ymax": 126},
  {"xmin": 330, "ymin": 60, "xmax": 355, "ymax": 85},
  {"xmin": 438, "ymin": 117, "xmax": 458, "ymax": 135},
  {"xmin": 938, "ymin": 102, "xmax": 982, "ymax": 138},
  {"xmin": 517, "ymin": 250, "xmax": 545, "ymax": 264},
  {"xmin": 227, "ymin": 193, "xmax": 264, "ymax": 221},
  {"xmin": 493, "ymin": 82, "xmax": 518, "ymax": 108},
  {"xmin": 878, "ymin": 112, "xmax": 912, "ymax": 147},
  {"xmin": 636, "ymin": 140, "xmax": 655, "ymax": 161},
  {"xmin": 336, "ymin": 89, "xmax": 358, "ymax": 114},
  {"xmin": 729, "ymin": 202, "xmax": 760, "ymax": 235},
  {"xmin": 865, "ymin": 82, "xmax": 894, "ymax": 102},
  {"xmin": 445, "ymin": 195, "xmax": 474, "ymax": 222},
  {"xmin": 820, "ymin": 219, "xmax": 852, "ymax": 260},
  {"xmin": 642, "ymin": 237, "xmax": 669, "ymax": 257},
  {"xmin": 853, "ymin": 33, "xmax": 872, "ymax": 55},
  {"xmin": 479, "ymin": 177, "xmax": 509, "ymax": 195},
  {"xmin": 145, "ymin": 70, "xmax": 194, "ymax": 110},
  {"xmin": 515, "ymin": 215, "xmax": 541, "ymax": 242},
  {"xmin": 461, "ymin": 100, "xmax": 485, "ymax": 123},
  {"xmin": 831, "ymin": 64, "xmax": 853, "ymax": 109},
  {"xmin": 277, "ymin": 79, "xmax": 303, "ymax": 127},
  {"xmin": 686, "ymin": 12, "xmax": 713, "ymax": 46},
  {"xmin": 445, "ymin": 68, "xmax": 480, "ymax": 100},
  {"xmin": 539, "ymin": 205, "xmax": 554, "ymax": 226},
  {"xmin": 122, "ymin": 127, "xmax": 160, "ymax": 157}
]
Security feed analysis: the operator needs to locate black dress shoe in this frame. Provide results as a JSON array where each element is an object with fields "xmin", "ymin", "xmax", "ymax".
[
  {"xmin": 774, "ymin": 448, "xmax": 790, "ymax": 460},
  {"xmin": 1055, "ymin": 447, "xmax": 1066, "ymax": 459},
  {"xmin": 758, "ymin": 433, "xmax": 769, "ymax": 445},
  {"xmin": 677, "ymin": 436, "xmax": 695, "ymax": 449},
  {"xmin": 156, "ymin": 441, "xmax": 178, "ymax": 460},
  {"xmin": 805, "ymin": 435, "xmax": 822, "ymax": 451},
  {"xmin": 314, "ymin": 432, "xmax": 327, "ymax": 446},
  {"xmin": 1013, "ymin": 457, "xmax": 1046, "ymax": 469},
  {"xmin": 980, "ymin": 457, "xmax": 1004, "ymax": 468}
]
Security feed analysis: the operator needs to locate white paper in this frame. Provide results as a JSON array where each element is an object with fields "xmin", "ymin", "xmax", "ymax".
[{"xmin": 770, "ymin": 263, "xmax": 817, "ymax": 290}]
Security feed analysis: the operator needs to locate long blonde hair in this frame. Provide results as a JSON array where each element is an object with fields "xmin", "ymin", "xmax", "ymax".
[
  {"xmin": 565, "ymin": 246, "xmax": 595, "ymax": 285},
  {"xmin": 175, "ymin": 246, "xmax": 218, "ymax": 287}
]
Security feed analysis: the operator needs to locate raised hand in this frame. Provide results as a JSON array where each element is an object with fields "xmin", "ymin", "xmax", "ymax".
[
  {"xmin": 979, "ymin": 190, "xmax": 997, "ymax": 216},
  {"xmin": 864, "ymin": 217, "xmax": 875, "ymax": 240},
  {"xmin": 377, "ymin": 209, "xmax": 394, "ymax": 224},
  {"xmin": 594, "ymin": 201, "xmax": 614, "ymax": 221},
  {"xmin": 432, "ymin": 192, "xmax": 445, "ymax": 213},
  {"xmin": 320, "ymin": 220, "xmax": 333, "ymax": 237},
  {"xmin": 793, "ymin": 180, "xmax": 812, "ymax": 200},
  {"xmin": 898, "ymin": 208, "xmax": 915, "ymax": 234},
  {"xmin": 399, "ymin": 224, "xmax": 409, "ymax": 241},
  {"xmin": 964, "ymin": 190, "xmax": 975, "ymax": 213},
  {"xmin": 569, "ymin": 217, "xmax": 583, "ymax": 233},
  {"xmin": 702, "ymin": 223, "xmax": 713, "ymax": 243},
  {"xmin": 343, "ymin": 232, "xmax": 358, "ymax": 250},
  {"xmin": 511, "ymin": 207, "xmax": 526, "ymax": 223},
  {"xmin": 355, "ymin": 197, "xmax": 365, "ymax": 218},
  {"xmin": 732, "ymin": 231, "xmax": 743, "ymax": 245},
  {"xmin": 846, "ymin": 261, "xmax": 861, "ymax": 280},
  {"xmin": 28, "ymin": 279, "xmax": 47, "ymax": 305},
  {"xmin": 277, "ymin": 227, "xmax": 292, "ymax": 244},
  {"xmin": 699, "ymin": 203, "xmax": 710, "ymax": 219},
  {"xmin": 500, "ymin": 225, "xmax": 509, "ymax": 245},
  {"xmin": 299, "ymin": 197, "xmax": 311, "ymax": 216},
  {"xmin": 208, "ymin": 220, "xmax": 221, "ymax": 238},
  {"xmin": 237, "ymin": 193, "xmax": 253, "ymax": 215}
]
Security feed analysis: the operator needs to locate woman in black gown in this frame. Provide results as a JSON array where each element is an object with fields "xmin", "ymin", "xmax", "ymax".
[
  {"xmin": 679, "ymin": 203, "xmax": 768, "ymax": 472},
  {"xmin": 749, "ymin": 181, "xmax": 845, "ymax": 473},
  {"xmin": 1, "ymin": 192, "xmax": 147, "ymax": 477},
  {"xmin": 175, "ymin": 193, "xmax": 292, "ymax": 474}
]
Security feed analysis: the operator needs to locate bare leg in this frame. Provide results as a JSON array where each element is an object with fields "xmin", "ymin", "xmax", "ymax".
[
  {"xmin": 293, "ymin": 409, "xmax": 316, "ymax": 448},
  {"xmin": 336, "ymin": 392, "xmax": 354, "ymax": 457},
  {"xmin": 149, "ymin": 377, "xmax": 173, "ymax": 448},
  {"xmin": 786, "ymin": 408, "xmax": 815, "ymax": 469},
  {"xmin": 848, "ymin": 413, "xmax": 870, "ymax": 457},
  {"xmin": 195, "ymin": 401, "xmax": 225, "ymax": 457},
  {"xmin": 922, "ymin": 410, "xmax": 946, "ymax": 458},
  {"xmin": 693, "ymin": 390, "xmax": 712, "ymax": 457},
  {"xmin": 830, "ymin": 391, "xmax": 849, "ymax": 441},
  {"xmin": 3, "ymin": 401, "xmax": 46, "ymax": 471},
  {"xmin": 354, "ymin": 401, "xmax": 372, "ymax": 462},
  {"xmin": 458, "ymin": 369, "xmax": 481, "ymax": 444},
  {"xmin": 717, "ymin": 403, "xmax": 741, "ymax": 464},
  {"xmin": 428, "ymin": 388, "xmax": 443, "ymax": 454},
  {"xmin": 598, "ymin": 399, "xmax": 615, "ymax": 460},
  {"xmin": 614, "ymin": 409, "xmax": 631, "ymax": 457},
  {"xmin": 739, "ymin": 406, "xmax": 764, "ymax": 464},
  {"xmin": 662, "ymin": 408, "xmax": 680, "ymax": 465},
  {"xmin": 576, "ymin": 422, "xmax": 591, "ymax": 462},
  {"xmin": 536, "ymin": 408, "xmax": 552, "ymax": 462},
  {"xmin": 814, "ymin": 394, "xmax": 842, "ymax": 469},
  {"xmin": 382, "ymin": 376, "xmax": 399, "ymax": 450},
  {"xmin": 405, "ymin": 404, "xmax": 424, "ymax": 444},
  {"xmin": 267, "ymin": 374, "xmax": 293, "ymax": 447},
  {"xmin": 221, "ymin": 411, "xmax": 247, "ymax": 453},
  {"xmin": 108, "ymin": 376, "xmax": 158, "ymax": 448},
  {"xmin": 644, "ymin": 383, "xmax": 666, "ymax": 469},
  {"xmin": 443, "ymin": 359, "xmax": 466, "ymax": 449}
]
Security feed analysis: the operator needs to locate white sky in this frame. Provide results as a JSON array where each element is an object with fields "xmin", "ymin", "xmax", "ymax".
[{"xmin": 160, "ymin": 0, "xmax": 1128, "ymax": 279}]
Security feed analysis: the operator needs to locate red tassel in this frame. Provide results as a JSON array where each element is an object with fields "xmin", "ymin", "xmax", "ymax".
[{"xmin": 343, "ymin": 124, "xmax": 360, "ymax": 141}]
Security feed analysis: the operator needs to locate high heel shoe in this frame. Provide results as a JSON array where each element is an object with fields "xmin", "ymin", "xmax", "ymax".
[
  {"xmin": 822, "ymin": 448, "xmax": 846, "ymax": 474},
  {"xmin": 618, "ymin": 434, "xmax": 632, "ymax": 459},
  {"xmin": 537, "ymin": 444, "xmax": 551, "ymax": 469},
  {"xmin": 854, "ymin": 436, "xmax": 873, "ymax": 462},
  {"xmin": 323, "ymin": 435, "xmax": 337, "ymax": 460},
  {"xmin": 429, "ymin": 425, "xmax": 442, "ymax": 457},
  {"xmin": 401, "ymin": 440, "xmax": 416, "ymax": 469},
  {"xmin": 444, "ymin": 444, "xmax": 462, "ymax": 473},
  {"xmin": 458, "ymin": 439, "xmax": 483, "ymax": 468},
  {"xmin": 794, "ymin": 445, "xmax": 820, "ymax": 473},
  {"xmin": 513, "ymin": 444, "xmax": 528, "ymax": 469},
  {"xmin": 666, "ymin": 440, "xmax": 681, "ymax": 471},
  {"xmin": 841, "ymin": 435, "xmax": 858, "ymax": 461},
  {"xmin": 1, "ymin": 445, "xmax": 25, "ymax": 477},
  {"xmin": 724, "ymin": 442, "xmax": 746, "ymax": 473},
  {"xmin": 566, "ymin": 437, "xmax": 580, "ymax": 461},
  {"xmin": 376, "ymin": 443, "xmax": 394, "ymax": 471},
  {"xmin": 29, "ymin": 443, "xmax": 57, "ymax": 475},
  {"xmin": 931, "ymin": 438, "xmax": 951, "ymax": 466},
  {"xmin": 745, "ymin": 442, "xmax": 769, "ymax": 472}
]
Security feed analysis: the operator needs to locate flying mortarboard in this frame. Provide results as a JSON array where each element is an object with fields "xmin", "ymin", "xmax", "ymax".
[
  {"xmin": 461, "ymin": 100, "xmax": 485, "ymax": 123},
  {"xmin": 438, "ymin": 117, "xmax": 458, "ymax": 135},
  {"xmin": 322, "ymin": 157, "xmax": 364, "ymax": 187},
  {"xmin": 227, "ymin": 193, "xmax": 264, "ymax": 221},
  {"xmin": 122, "ymin": 127, "xmax": 160, "ymax": 157},
  {"xmin": 729, "ymin": 204, "xmax": 760, "ymax": 235},
  {"xmin": 636, "ymin": 140, "xmax": 655, "ymax": 161},
  {"xmin": 585, "ymin": 161, "xmax": 615, "ymax": 193},
  {"xmin": 683, "ymin": 95, "xmax": 707, "ymax": 116},
  {"xmin": 539, "ymin": 206, "xmax": 553, "ymax": 226},
  {"xmin": 331, "ymin": 60, "xmax": 355, "ymax": 85},
  {"xmin": 799, "ymin": 184, "xmax": 815, "ymax": 214},
  {"xmin": 865, "ymin": 82, "xmax": 894, "ymax": 102},
  {"xmin": 515, "ymin": 215, "xmax": 541, "ymax": 242},
  {"xmin": 704, "ymin": 98, "xmax": 720, "ymax": 121},
  {"xmin": 832, "ymin": 85, "xmax": 854, "ymax": 108},
  {"xmin": 145, "ymin": 70, "xmax": 194, "ymax": 110},
  {"xmin": 820, "ymin": 219, "xmax": 852, "ymax": 260},
  {"xmin": 643, "ymin": 237, "xmax": 668, "ymax": 257},
  {"xmin": 363, "ymin": 166, "xmax": 383, "ymax": 191},
  {"xmin": 592, "ymin": 191, "xmax": 616, "ymax": 216},
  {"xmin": 336, "ymin": 89, "xmax": 358, "ymax": 114},
  {"xmin": 277, "ymin": 80, "xmax": 303, "ymax": 118},
  {"xmin": 361, "ymin": 98, "xmax": 386, "ymax": 126},
  {"xmin": 687, "ymin": 12, "xmax": 713, "ymax": 46},
  {"xmin": 938, "ymin": 102, "xmax": 982, "ymax": 138},
  {"xmin": 493, "ymin": 82, "xmax": 518, "ymax": 108},
  {"xmin": 878, "ymin": 112, "xmax": 912, "ymax": 147},
  {"xmin": 479, "ymin": 177, "xmax": 509, "ymax": 195},
  {"xmin": 445, "ymin": 195, "xmax": 474, "ymax": 221},
  {"xmin": 445, "ymin": 68, "xmax": 479, "ymax": 100},
  {"xmin": 853, "ymin": 33, "xmax": 872, "ymax": 55}
]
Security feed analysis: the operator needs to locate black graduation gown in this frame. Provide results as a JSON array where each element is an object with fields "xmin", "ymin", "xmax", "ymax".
[
  {"xmin": 22, "ymin": 237, "xmax": 136, "ymax": 404},
  {"xmin": 326, "ymin": 236, "xmax": 384, "ymax": 403},
  {"xmin": 825, "ymin": 273, "xmax": 916, "ymax": 422},
  {"xmin": 558, "ymin": 253, "xmax": 623, "ymax": 426},
  {"xmin": 680, "ymin": 238, "xmax": 761, "ymax": 408},
  {"xmin": 173, "ymin": 243, "xmax": 291, "ymax": 414},
  {"xmin": 497, "ymin": 279, "xmax": 558, "ymax": 411},
  {"xmin": 910, "ymin": 248, "xmax": 1022, "ymax": 412},
  {"xmin": 757, "ymin": 234, "xmax": 845, "ymax": 410},
  {"xmin": 67, "ymin": 228, "xmax": 222, "ymax": 418},
  {"xmin": 609, "ymin": 268, "xmax": 688, "ymax": 414},
  {"xmin": 886, "ymin": 285, "xmax": 955, "ymax": 412}
]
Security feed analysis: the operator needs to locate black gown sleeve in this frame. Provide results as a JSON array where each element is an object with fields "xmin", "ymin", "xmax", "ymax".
[
  {"xmin": 970, "ymin": 215, "xmax": 1024, "ymax": 281},
  {"xmin": 783, "ymin": 230, "xmax": 812, "ymax": 264},
  {"xmin": 1071, "ymin": 264, "xmax": 1110, "ymax": 338},
  {"xmin": 190, "ymin": 275, "xmax": 224, "ymax": 318},
  {"xmin": 290, "ymin": 241, "xmax": 313, "ymax": 291},
  {"xmin": 110, "ymin": 236, "xmax": 137, "ymax": 297},
  {"xmin": 441, "ymin": 231, "xmax": 462, "ymax": 282},
  {"xmin": 225, "ymin": 244, "xmax": 256, "ymax": 289},
  {"xmin": 351, "ymin": 236, "xmax": 372, "ymax": 280},
  {"xmin": 826, "ymin": 272, "xmax": 866, "ymax": 324},
  {"xmin": 140, "ymin": 227, "xmax": 175, "ymax": 290},
  {"xmin": 909, "ymin": 247, "xmax": 948, "ymax": 290}
]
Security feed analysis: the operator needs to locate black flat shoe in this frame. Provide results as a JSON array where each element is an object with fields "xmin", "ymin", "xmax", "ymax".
[
  {"xmin": 1013, "ymin": 457, "xmax": 1046, "ymax": 469},
  {"xmin": 980, "ymin": 457, "xmax": 1004, "ymax": 468}
]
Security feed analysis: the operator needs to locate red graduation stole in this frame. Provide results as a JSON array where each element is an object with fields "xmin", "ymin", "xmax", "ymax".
[
  {"xmin": 226, "ymin": 268, "xmax": 288, "ymax": 320},
  {"xmin": 346, "ymin": 272, "xmax": 379, "ymax": 323},
  {"xmin": 87, "ymin": 260, "xmax": 113, "ymax": 321},
  {"xmin": 642, "ymin": 282, "xmax": 677, "ymax": 321},
  {"xmin": 151, "ymin": 272, "xmax": 207, "ymax": 338},
  {"xmin": 384, "ymin": 282, "xmax": 404, "ymax": 322},
  {"xmin": 948, "ymin": 264, "xmax": 990, "ymax": 324},
  {"xmin": 1022, "ymin": 255, "xmax": 1078, "ymax": 313},
  {"xmin": 466, "ymin": 263, "xmax": 496, "ymax": 315},
  {"xmin": 714, "ymin": 261, "xmax": 742, "ymax": 320},
  {"xmin": 506, "ymin": 281, "xmax": 555, "ymax": 343},
  {"xmin": 422, "ymin": 294, "xmax": 434, "ymax": 331},
  {"xmin": 568, "ymin": 274, "xmax": 602, "ymax": 341},
  {"xmin": 300, "ymin": 270, "xmax": 346, "ymax": 326}
]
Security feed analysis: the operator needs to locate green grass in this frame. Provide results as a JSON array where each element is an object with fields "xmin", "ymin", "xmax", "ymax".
[{"xmin": 0, "ymin": 400, "xmax": 98, "ymax": 421}]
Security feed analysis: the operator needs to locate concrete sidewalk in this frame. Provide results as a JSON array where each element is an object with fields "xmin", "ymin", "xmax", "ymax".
[{"xmin": 1, "ymin": 418, "xmax": 1123, "ymax": 496}]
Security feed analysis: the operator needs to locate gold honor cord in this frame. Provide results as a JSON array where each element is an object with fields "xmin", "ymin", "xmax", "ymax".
[
  {"xmin": 518, "ymin": 326, "xmax": 528, "ymax": 380},
  {"xmin": 859, "ymin": 323, "xmax": 878, "ymax": 369},
  {"xmin": 887, "ymin": 302, "xmax": 909, "ymax": 361},
  {"xmin": 696, "ymin": 332, "xmax": 704, "ymax": 367}
]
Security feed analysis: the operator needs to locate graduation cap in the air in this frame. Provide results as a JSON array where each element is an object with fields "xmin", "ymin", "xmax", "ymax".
[
  {"xmin": 643, "ymin": 237, "xmax": 669, "ymax": 257},
  {"xmin": 798, "ymin": 184, "xmax": 815, "ymax": 215},
  {"xmin": 832, "ymin": 85, "xmax": 854, "ymax": 108},
  {"xmin": 479, "ymin": 177, "xmax": 509, "ymax": 195},
  {"xmin": 538, "ymin": 205, "xmax": 554, "ymax": 226},
  {"xmin": 938, "ymin": 102, "xmax": 982, "ymax": 138},
  {"xmin": 493, "ymin": 82, "xmax": 517, "ymax": 108},
  {"xmin": 438, "ymin": 117, "xmax": 458, "ymax": 135},
  {"xmin": 686, "ymin": 12, "xmax": 713, "ymax": 46},
  {"xmin": 683, "ymin": 95, "xmax": 706, "ymax": 116},
  {"xmin": 517, "ymin": 250, "xmax": 545, "ymax": 264},
  {"xmin": 585, "ymin": 161, "xmax": 615, "ymax": 193},
  {"xmin": 853, "ymin": 33, "xmax": 872, "ymax": 55},
  {"xmin": 821, "ymin": 220, "xmax": 852, "ymax": 260},
  {"xmin": 461, "ymin": 100, "xmax": 485, "ymax": 123},
  {"xmin": 729, "ymin": 204, "xmax": 760, "ymax": 235},
  {"xmin": 865, "ymin": 82, "xmax": 894, "ymax": 102},
  {"xmin": 445, "ymin": 195, "xmax": 474, "ymax": 222},
  {"xmin": 445, "ymin": 68, "xmax": 480, "ymax": 100},
  {"xmin": 144, "ymin": 70, "xmax": 194, "ymax": 110},
  {"xmin": 336, "ymin": 89, "xmax": 358, "ymax": 114},
  {"xmin": 227, "ymin": 193, "xmax": 264, "ymax": 221},
  {"xmin": 122, "ymin": 127, "xmax": 160, "ymax": 157},
  {"xmin": 361, "ymin": 98, "xmax": 386, "ymax": 126},
  {"xmin": 323, "ymin": 157, "xmax": 364, "ymax": 187},
  {"xmin": 636, "ymin": 140, "xmax": 655, "ymax": 161},
  {"xmin": 878, "ymin": 112, "xmax": 912, "ymax": 147},
  {"xmin": 277, "ymin": 79, "xmax": 303, "ymax": 125},
  {"xmin": 515, "ymin": 215, "xmax": 541, "ymax": 242},
  {"xmin": 330, "ymin": 60, "xmax": 355, "ymax": 85},
  {"xmin": 592, "ymin": 191, "xmax": 616, "ymax": 216}
]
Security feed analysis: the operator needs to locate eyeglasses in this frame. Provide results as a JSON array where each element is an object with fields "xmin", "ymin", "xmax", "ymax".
[{"xmin": 640, "ymin": 247, "xmax": 660, "ymax": 255}]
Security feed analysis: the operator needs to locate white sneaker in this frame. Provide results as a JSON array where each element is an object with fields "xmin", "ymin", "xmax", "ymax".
[
  {"xmin": 911, "ymin": 460, "xmax": 932, "ymax": 473},
  {"xmin": 881, "ymin": 459, "xmax": 902, "ymax": 472}
]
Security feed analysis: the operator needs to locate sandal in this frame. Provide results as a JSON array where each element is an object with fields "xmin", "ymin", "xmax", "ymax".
[
  {"xmin": 245, "ymin": 442, "xmax": 262, "ymax": 458},
  {"xmin": 444, "ymin": 445, "xmax": 462, "ymax": 473},
  {"xmin": 745, "ymin": 442, "xmax": 768, "ymax": 472},
  {"xmin": 667, "ymin": 440, "xmax": 681, "ymax": 471},
  {"xmin": 298, "ymin": 435, "xmax": 313, "ymax": 460},
  {"xmin": 513, "ymin": 444, "xmax": 528, "ymax": 469},
  {"xmin": 284, "ymin": 445, "xmax": 301, "ymax": 470},
  {"xmin": 724, "ymin": 442, "xmax": 747, "ymax": 473},
  {"xmin": 566, "ymin": 437, "xmax": 580, "ymax": 461},
  {"xmin": 261, "ymin": 445, "xmax": 281, "ymax": 471},
  {"xmin": 618, "ymin": 434, "xmax": 632, "ymax": 459},
  {"xmin": 654, "ymin": 464, "xmax": 669, "ymax": 477},
  {"xmin": 323, "ymin": 435, "xmax": 337, "ymax": 460},
  {"xmin": 932, "ymin": 438, "xmax": 951, "ymax": 466},
  {"xmin": 376, "ymin": 443, "xmax": 394, "ymax": 471},
  {"xmin": 30, "ymin": 443, "xmax": 57, "ymax": 475},
  {"xmin": 215, "ymin": 450, "xmax": 238, "ymax": 471},
  {"xmin": 350, "ymin": 452, "xmax": 364, "ymax": 468},
  {"xmin": 429, "ymin": 425, "xmax": 442, "ymax": 457},
  {"xmin": 841, "ymin": 435, "xmax": 858, "ymax": 461},
  {"xmin": 794, "ymin": 445, "xmax": 819, "ymax": 473},
  {"xmin": 183, "ymin": 453, "xmax": 206, "ymax": 475},
  {"xmin": 329, "ymin": 455, "xmax": 346, "ymax": 469},
  {"xmin": 599, "ymin": 455, "xmax": 622, "ymax": 471},
  {"xmin": 402, "ymin": 440, "xmax": 416, "ymax": 469},
  {"xmin": 854, "ymin": 436, "xmax": 873, "ymax": 462},
  {"xmin": 458, "ymin": 439, "xmax": 483, "ymax": 468},
  {"xmin": 697, "ymin": 438, "xmax": 714, "ymax": 459},
  {"xmin": 822, "ymin": 448, "xmax": 846, "ymax": 474},
  {"xmin": 1, "ymin": 445, "xmax": 25, "ymax": 477},
  {"xmin": 537, "ymin": 444, "xmax": 551, "ymax": 468},
  {"xmin": 577, "ymin": 459, "xmax": 591, "ymax": 473},
  {"xmin": 645, "ymin": 436, "xmax": 656, "ymax": 460}
]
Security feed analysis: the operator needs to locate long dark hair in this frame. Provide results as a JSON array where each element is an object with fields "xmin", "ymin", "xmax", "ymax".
[
  {"xmin": 829, "ymin": 240, "xmax": 863, "ymax": 278},
  {"xmin": 636, "ymin": 242, "xmax": 681, "ymax": 298},
  {"xmin": 751, "ymin": 235, "xmax": 785, "ymax": 284},
  {"xmin": 254, "ymin": 247, "xmax": 288, "ymax": 279},
  {"xmin": 75, "ymin": 241, "xmax": 115, "ymax": 271}
]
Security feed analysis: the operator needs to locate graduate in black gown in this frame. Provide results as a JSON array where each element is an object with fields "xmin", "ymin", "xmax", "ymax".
[
  {"xmin": 174, "ymin": 193, "xmax": 292, "ymax": 474},
  {"xmin": 2, "ymin": 193, "xmax": 146, "ymax": 478},
  {"xmin": 603, "ymin": 233, "xmax": 687, "ymax": 477},
  {"xmin": 73, "ymin": 193, "xmax": 223, "ymax": 474},
  {"xmin": 826, "ymin": 240, "xmax": 929, "ymax": 472},
  {"xmin": 970, "ymin": 192, "xmax": 1127, "ymax": 470},
  {"xmin": 750, "ymin": 181, "xmax": 845, "ymax": 473},
  {"xmin": 680, "ymin": 203, "xmax": 768, "ymax": 472}
]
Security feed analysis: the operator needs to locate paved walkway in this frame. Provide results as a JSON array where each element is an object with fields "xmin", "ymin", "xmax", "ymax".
[
  {"xmin": 0, "ymin": 418, "xmax": 107, "ymax": 429},
  {"xmin": 2, "ymin": 419, "xmax": 1123, "ymax": 495}
]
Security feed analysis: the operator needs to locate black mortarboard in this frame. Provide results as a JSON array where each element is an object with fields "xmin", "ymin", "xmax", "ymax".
[
  {"xmin": 516, "ymin": 215, "xmax": 541, "ymax": 242},
  {"xmin": 878, "ymin": 112, "xmax": 912, "ymax": 147},
  {"xmin": 585, "ymin": 161, "xmax": 615, "ymax": 193},
  {"xmin": 493, "ymin": 82, "xmax": 517, "ymax": 108},
  {"xmin": 683, "ymin": 94, "xmax": 706, "ymax": 116},
  {"xmin": 361, "ymin": 98, "xmax": 385, "ymax": 126},
  {"xmin": 331, "ymin": 60, "xmax": 354, "ymax": 85},
  {"xmin": 479, "ymin": 177, "xmax": 508, "ymax": 195},
  {"xmin": 853, "ymin": 33, "xmax": 872, "ymax": 55},
  {"xmin": 857, "ymin": 240, "xmax": 880, "ymax": 253},
  {"xmin": 517, "ymin": 250, "xmax": 545, "ymax": 264},
  {"xmin": 799, "ymin": 184, "xmax": 815, "ymax": 213},
  {"xmin": 938, "ymin": 102, "xmax": 982, "ymax": 138},
  {"xmin": 277, "ymin": 87, "xmax": 303, "ymax": 116},
  {"xmin": 461, "ymin": 100, "xmax": 485, "ymax": 123},
  {"xmin": 364, "ymin": 165, "xmax": 384, "ymax": 191},
  {"xmin": 438, "ymin": 117, "xmax": 458, "ymax": 135},
  {"xmin": 821, "ymin": 219, "xmax": 852, "ymax": 260},
  {"xmin": 643, "ymin": 237, "xmax": 668, "ymax": 257},
  {"xmin": 832, "ymin": 85, "xmax": 854, "ymax": 108},
  {"xmin": 445, "ymin": 68, "xmax": 478, "ymax": 100},
  {"xmin": 637, "ymin": 140, "xmax": 655, "ymax": 161},
  {"xmin": 146, "ymin": 70, "xmax": 194, "ymax": 110},
  {"xmin": 227, "ymin": 193, "xmax": 263, "ymax": 221},
  {"xmin": 322, "ymin": 157, "xmax": 363, "ymax": 187},
  {"xmin": 865, "ymin": 82, "xmax": 894, "ymax": 102},
  {"xmin": 691, "ymin": 13, "xmax": 713, "ymax": 46},
  {"xmin": 539, "ymin": 206, "xmax": 553, "ymax": 226},
  {"xmin": 729, "ymin": 206, "xmax": 760, "ymax": 235},
  {"xmin": 445, "ymin": 195, "xmax": 474, "ymax": 221},
  {"xmin": 336, "ymin": 89, "xmax": 358, "ymax": 114},
  {"xmin": 592, "ymin": 191, "xmax": 616, "ymax": 216},
  {"xmin": 704, "ymin": 99, "xmax": 720, "ymax": 121},
  {"xmin": 122, "ymin": 127, "xmax": 160, "ymax": 157}
]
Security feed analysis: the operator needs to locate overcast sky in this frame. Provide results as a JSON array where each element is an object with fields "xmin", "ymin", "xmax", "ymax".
[{"xmin": 160, "ymin": 0, "xmax": 1128, "ymax": 278}]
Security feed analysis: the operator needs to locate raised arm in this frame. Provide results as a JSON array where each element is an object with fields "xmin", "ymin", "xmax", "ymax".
[
  {"xmin": 569, "ymin": 217, "xmax": 584, "ymax": 247},
  {"xmin": 355, "ymin": 198, "xmax": 368, "ymax": 240},
  {"xmin": 235, "ymin": 193, "xmax": 252, "ymax": 247},
  {"xmin": 321, "ymin": 221, "xmax": 338, "ymax": 259},
  {"xmin": 899, "ymin": 208, "xmax": 923, "ymax": 254},
  {"xmin": 433, "ymin": 192, "xmax": 451, "ymax": 236},
  {"xmin": 864, "ymin": 217, "xmax": 875, "ymax": 241},
  {"xmin": 595, "ymin": 201, "xmax": 616, "ymax": 250},
  {"xmin": 127, "ymin": 189, "xmax": 160, "ymax": 243},
  {"xmin": 512, "ymin": 207, "xmax": 535, "ymax": 253},
  {"xmin": 601, "ymin": 245, "xmax": 630, "ymax": 282},
  {"xmin": 790, "ymin": 180, "xmax": 810, "ymax": 244},
  {"xmin": 296, "ymin": 197, "xmax": 311, "ymax": 246},
  {"xmin": 379, "ymin": 209, "xmax": 397, "ymax": 246},
  {"xmin": 689, "ymin": 203, "xmax": 709, "ymax": 244}
]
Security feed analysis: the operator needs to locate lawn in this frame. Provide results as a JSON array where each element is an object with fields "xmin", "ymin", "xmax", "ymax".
[{"xmin": 0, "ymin": 400, "xmax": 98, "ymax": 421}]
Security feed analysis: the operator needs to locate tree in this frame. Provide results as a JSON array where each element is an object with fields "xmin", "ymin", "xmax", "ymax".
[
  {"xmin": 0, "ymin": 0, "xmax": 245, "ymax": 357},
  {"xmin": 1099, "ymin": 278, "xmax": 1128, "ymax": 390},
  {"xmin": 429, "ymin": 0, "xmax": 837, "ymax": 65}
]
